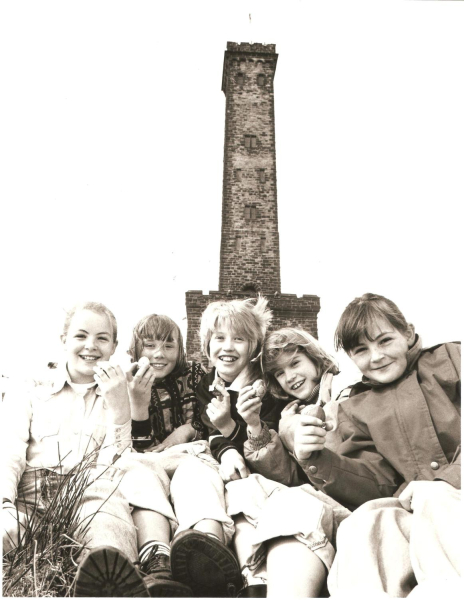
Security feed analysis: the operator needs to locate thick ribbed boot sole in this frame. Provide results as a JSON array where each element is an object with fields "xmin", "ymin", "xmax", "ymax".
[
  {"xmin": 171, "ymin": 530, "xmax": 242, "ymax": 598},
  {"xmin": 144, "ymin": 575, "xmax": 193, "ymax": 598},
  {"xmin": 74, "ymin": 546, "xmax": 149, "ymax": 597}
]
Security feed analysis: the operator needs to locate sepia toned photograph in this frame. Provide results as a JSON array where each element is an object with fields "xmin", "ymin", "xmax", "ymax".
[{"xmin": 1, "ymin": 1, "xmax": 462, "ymax": 598}]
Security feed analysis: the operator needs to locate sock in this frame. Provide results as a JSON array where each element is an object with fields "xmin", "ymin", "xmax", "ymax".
[{"xmin": 139, "ymin": 540, "xmax": 170, "ymax": 564}]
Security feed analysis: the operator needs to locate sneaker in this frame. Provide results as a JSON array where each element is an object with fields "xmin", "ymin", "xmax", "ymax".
[
  {"xmin": 171, "ymin": 530, "xmax": 242, "ymax": 598},
  {"xmin": 140, "ymin": 546, "xmax": 192, "ymax": 597},
  {"xmin": 74, "ymin": 546, "xmax": 149, "ymax": 597}
]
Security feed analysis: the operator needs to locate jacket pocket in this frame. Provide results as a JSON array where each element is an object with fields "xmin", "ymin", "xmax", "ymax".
[{"xmin": 30, "ymin": 416, "xmax": 60, "ymax": 442}]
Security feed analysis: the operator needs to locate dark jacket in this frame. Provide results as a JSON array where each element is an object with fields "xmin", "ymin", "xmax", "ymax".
[
  {"xmin": 298, "ymin": 339, "xmax": 461, "ymax": 510},
  {"xmin": 197, "ymin": 368, "xmax": 282, "ymax": 462}
]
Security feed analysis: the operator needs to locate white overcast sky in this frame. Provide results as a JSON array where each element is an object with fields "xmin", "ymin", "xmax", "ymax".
[{"xmin": 1, "ymin": 1, "xmax": 463, "ymax": 394}]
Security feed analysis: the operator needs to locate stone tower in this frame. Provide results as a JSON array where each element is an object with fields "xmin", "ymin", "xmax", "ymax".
[{"xmin": 185, "ymin": 42, "xmax": 320, "ymax": 363}]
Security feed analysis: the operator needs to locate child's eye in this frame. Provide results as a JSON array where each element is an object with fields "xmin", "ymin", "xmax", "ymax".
[
  {"xmin": 75, "ymin": 334, "xmax": 85, "ymax": 339},
  {"xmin": 353, "ymin": 347, "xmax": 366, "ymax": 355},
  {"xmin": 98, "ymin": 337, "xmax": 110, "ymax": 342},
  {"xmin": 291, "ymin": 359, "xmax": 299, "ymax": 367},
  {"xmin": 165, "ymin": 344, "xmax": 175, "ymax": 349},
  {"xmin": 274, "ymin": 370, "xmax": 284, "ymax": 379},
  {"xmin": 235, "ymin": 337, "xmax": 244, "ymax": 342},
  {"xmin": 380, "ymin": 337, "xmax": 393, "ymax": 345}
]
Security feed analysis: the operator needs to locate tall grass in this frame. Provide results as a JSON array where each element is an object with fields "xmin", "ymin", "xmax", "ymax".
[{"xmin": 3, "ymin": 449, "xmax": 119, "ymax": 597}]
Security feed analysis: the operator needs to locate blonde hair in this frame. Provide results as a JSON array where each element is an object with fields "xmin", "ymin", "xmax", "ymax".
[
  {"xmin": 200, "ymin": 296, "xmax": 272, "ymax": 374},
  {"xmin": 63, "ymin": 302, "xmax": 118, "ymax": 342},
  {"xmin": 127, "ymin": 314, "xmax": 187, "ymax": 376},
  {"xmin": 263, "ymin": 327, "xmax": 338, "ymax": 399}
]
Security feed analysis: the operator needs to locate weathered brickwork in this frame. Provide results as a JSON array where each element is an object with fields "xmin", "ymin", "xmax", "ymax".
[
  {"xmin": 185, "ymin": 42, "xmax": 321, "ymax": 363},
  {"xmin": 219, "ymin": 42, "xmax": 280, "ymax": 293}
]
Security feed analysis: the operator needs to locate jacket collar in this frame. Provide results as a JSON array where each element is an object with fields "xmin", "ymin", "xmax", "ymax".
[
  {"xmin": 47, "ymin": 363, "xmax": 100, "ymax": 397},
  {"xmin": 361, "ymin": 334, "xmax": 423, "ymax": 388}
]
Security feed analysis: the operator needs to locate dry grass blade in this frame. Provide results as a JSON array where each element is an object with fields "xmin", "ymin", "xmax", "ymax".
[{"xmin": 2, "ymin": 446, "xmax": 121, "ymax": 597}]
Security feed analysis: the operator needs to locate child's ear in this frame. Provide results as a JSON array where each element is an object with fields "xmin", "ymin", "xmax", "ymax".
[{"xmin": 406, "ymin": 324, "xmax": 416, "ymax": 348}]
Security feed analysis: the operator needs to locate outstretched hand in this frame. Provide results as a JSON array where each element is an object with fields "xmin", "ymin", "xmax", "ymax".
[
  {"xmin": 219, "ymin": 449, "xmax": 250, "ymax": 483},
  {"xmin": 206, "ymin": 383, "xmax": 235, "ymax": 435},
  {"xmin": 294, "ymin": 414, "xmax": 327, "ymax": 461},
  {"xmin": 236, "ymin": 385, "xmax": 262, "ymax": 429},
  {"xmin": 398, "ymin": 480, "xmax": 452, "ymax": 512},
  {"xmin": 94, "ymin": 361, "xmax": 130, "ymax": 425},
  {"xmin": 126, "ymin": 361, "xmax": 155, "ymax": 421}
]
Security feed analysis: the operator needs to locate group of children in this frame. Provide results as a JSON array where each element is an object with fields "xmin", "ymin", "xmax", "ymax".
[{"xmin": 2, "ymin": 293, "xmax": 461, "ymax": 598}]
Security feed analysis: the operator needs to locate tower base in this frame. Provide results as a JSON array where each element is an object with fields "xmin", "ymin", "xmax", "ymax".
[{"xmin": 185, "ymin": 290, "xmax": 320, "ymax": 365}]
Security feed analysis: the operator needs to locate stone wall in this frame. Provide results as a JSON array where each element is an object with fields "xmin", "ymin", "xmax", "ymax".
[{"xmin": 185, "ymin": 290, "xmax": 320, "ymax": 365}]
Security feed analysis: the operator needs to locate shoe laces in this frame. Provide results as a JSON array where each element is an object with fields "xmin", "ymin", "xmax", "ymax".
[{"xmin": 139, "ymin": 545, "xmax": 169, "ymax": 576}]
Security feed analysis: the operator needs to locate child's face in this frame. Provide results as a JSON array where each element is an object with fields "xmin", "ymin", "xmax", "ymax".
[
  {"xmin": 273, "ymin": 350, "xmax": 319, "ymax": 400},
  {"xmin": 209, "ymin": 326, "xmax": 250, "ymax": 382},
  {"xmin": 349, "ymin": 318, "xmax": 414, "ymax": 384},
  {"xmin": 61, "ymin": 309, "xmax": 117, "ymax": 384},
  {"xmin": 140, "ymin": 337, "xmax": 178, "ymax": 379}
]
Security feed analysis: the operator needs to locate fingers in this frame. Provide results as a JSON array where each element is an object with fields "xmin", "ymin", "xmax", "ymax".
[
  {"xmin": 219, "ymin": 465, "xmax": 234, "ymax": 483},
  {"xmin": 282, "ymin": 400, "xmax": 300, "ymax": 415},
  {"xmin": 95, "ymin": 362, "xmax": 126, "ymax": 381},
  {"xmin": 210, "ymin": 397, "xmax": 226, "ymax": 410},
  {"xmin": 320, "ymin": 372, "xmax": 334, "ymax": 404},
  {"xmin": 151, "ymin": 443, "xmax": 167, "ymax": 453},
  {"xmin": 300, "ymin": 415, "xmax": 326, "ymax": 429},
  {"xmin": 398, "ymin": 483, "xmax": 415, "ymax": 512},
  {"xmin": 213, "ymin": 383, "xmax": 230, "ymax": 403},
  {"xmin": 236, "ymin": 460, "xmax": 250, "ymax": 479},
  {"xmin": 237, "ymin": 386, "xmax": 254, "ymax": 403},
  {"xmin": 125, "ymin": 362, "xmax": 138, "ymax": 382},
  {"xmin": 136, "ymin": 366, "xmax": 155, "ymax": 389},
  {"xmin": 237, "ymin": 397, "xmax": 262, "ymax": 417}
]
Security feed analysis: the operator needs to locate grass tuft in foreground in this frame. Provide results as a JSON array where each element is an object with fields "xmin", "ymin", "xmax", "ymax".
[{"xmin": 2, "ymin": 449, "xmax": 115, "ymax": 597}]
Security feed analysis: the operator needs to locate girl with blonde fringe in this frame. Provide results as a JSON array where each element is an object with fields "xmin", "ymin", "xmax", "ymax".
[
  {"xmin": 223, "ymin": 327, "xmax": 352, "ymax": 598},
  {"xmin": 168, "ymin": 296, "xmax": 282, "ymax": 597}
]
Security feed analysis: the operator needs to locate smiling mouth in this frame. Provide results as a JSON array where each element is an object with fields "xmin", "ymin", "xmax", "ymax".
[
  {"xmin": 291, "ymin": 380, "xmax": 305, "ymax": 391},
  {"xmin": 373, "ymin": 363, "xmax": 393, "ymax": 371},
  {"xmin": 151, "ymin": 363, "xmax": 167, "ymax": 368},
  {"xmin": 80, "ymin": 355, "xmax": 100, "ymax": 362},
  {"xmin": 219, "ymin": 356, "xmax": 237, "ymax": 363}
]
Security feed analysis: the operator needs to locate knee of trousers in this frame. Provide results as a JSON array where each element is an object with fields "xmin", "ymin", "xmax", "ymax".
[{"xmin": 171, "ymin": 456, "xmax": 222, "ymax": 494}]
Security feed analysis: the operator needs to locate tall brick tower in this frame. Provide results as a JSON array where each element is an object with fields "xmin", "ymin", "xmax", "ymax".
[{"xmin": 185, "ymin": 42, "xmax": 320, "ymax": 363}]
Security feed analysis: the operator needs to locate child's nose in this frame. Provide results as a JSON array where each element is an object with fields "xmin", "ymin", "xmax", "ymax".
[
  {"xmin": 286, "ymin": 370, "xmax": 296, "ymax": 383},
  {"xmin": 152, "ymin": 344, "xmax": 165, "ymax": 357},
  {"xmin": 370, "ymin": 348, "xmax": 384, "ymax": 362},
  {"xmin": 223, "ymin": 337, "xmax": 234, "ymax": 350},
  {"xmin": 85, "ymin": 337, "xmax": 97, "ymax": 350}
]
